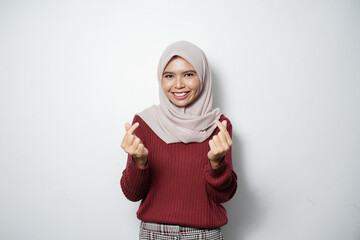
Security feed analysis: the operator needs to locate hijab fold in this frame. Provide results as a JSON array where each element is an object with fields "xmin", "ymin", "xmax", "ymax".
[{"xmin": 137, "ymin": 41, "xmax": 222, "ymax": 144}]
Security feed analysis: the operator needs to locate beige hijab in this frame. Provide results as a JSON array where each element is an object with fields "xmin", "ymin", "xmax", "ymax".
[{"xmin": 137, "ymin": 41, "xmax": 222, "ymax": 144}]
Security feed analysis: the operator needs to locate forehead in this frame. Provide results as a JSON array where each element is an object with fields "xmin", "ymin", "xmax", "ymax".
[{"xmin": 164, "ymin": 56, "xmax": 195, "ymax": 71}]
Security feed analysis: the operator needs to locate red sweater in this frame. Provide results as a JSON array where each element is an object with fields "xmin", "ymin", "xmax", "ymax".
[{"xmin": 120, "ymin": 114, "xmax": 237, "ymax": 228}]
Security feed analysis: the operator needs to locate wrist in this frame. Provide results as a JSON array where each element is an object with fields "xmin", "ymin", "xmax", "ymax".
[
  {"xmin": 209, "ymin": 154, "xmax": 226, "ymax": 169},
  {"xmin": 133, "ymin": 156, "xmax": 148, "ymax": 169},
  {"xmin": 210, "ymin": 159, "xmax": 221, "ymax": 169}
]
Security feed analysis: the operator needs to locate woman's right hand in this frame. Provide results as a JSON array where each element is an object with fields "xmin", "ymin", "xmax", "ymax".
[{"xmin": 120, "ymin": 122, "xmax": 148, "ymax": 169}]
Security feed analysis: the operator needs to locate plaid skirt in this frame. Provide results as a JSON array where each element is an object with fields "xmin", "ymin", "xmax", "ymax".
[{"xmin": 139, "ymin": 221, "xmax": 224, "ymax": 240}]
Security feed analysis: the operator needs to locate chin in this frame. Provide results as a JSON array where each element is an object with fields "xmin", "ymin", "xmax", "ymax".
[
  {"xmin": 171, "ymin": 101, "xmax": 187, "ymax": 107},
  {"xmin": 171, "ymin": 98, "xmax": 197, "ymax": 107}
]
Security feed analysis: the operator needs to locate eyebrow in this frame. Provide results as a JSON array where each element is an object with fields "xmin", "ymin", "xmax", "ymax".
[{"xmin": 162, "ymin": 70, "xmax": 197, "ymax": 76}]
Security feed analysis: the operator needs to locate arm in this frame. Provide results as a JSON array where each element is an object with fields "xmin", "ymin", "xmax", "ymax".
[
  {"xmin": 204, "ymin": 118, "xmax": 237, "ymax": 203},
  {"xmin": 120, "ymin": 116, "xmax": 151, "ymax": 202},
  {"xmin": 121, "ymin": 154, "xmax": 150, "ymax": 202}
]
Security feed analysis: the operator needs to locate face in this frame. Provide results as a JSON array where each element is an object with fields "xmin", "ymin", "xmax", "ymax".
[{"xmin": 161, "ymin": 56, "xmax": 201, "ymax": 107}]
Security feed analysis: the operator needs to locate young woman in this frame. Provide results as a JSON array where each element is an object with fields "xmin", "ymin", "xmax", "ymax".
[{"xmin": 120, "ymin": 41, "xmax": 237, "ymax": 240}]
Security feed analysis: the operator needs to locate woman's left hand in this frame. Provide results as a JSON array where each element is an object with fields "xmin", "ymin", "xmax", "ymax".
[{"xmin": 207, "ymin": 120, "xmax": 233, "ymax": 169}]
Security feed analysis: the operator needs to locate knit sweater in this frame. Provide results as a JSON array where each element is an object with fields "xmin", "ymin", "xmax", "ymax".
[{"xmin": 120, "ymin": 114, "xmax": 237, "ymax": 228}]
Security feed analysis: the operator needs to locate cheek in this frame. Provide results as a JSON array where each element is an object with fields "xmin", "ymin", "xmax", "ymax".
[
  {"xmin": 161, "ymin": 79, "xmax": 171, "ymax": 92},
  {"xmin": 189, "ymin": 77, "xmax": 201, "ymax": 92}
]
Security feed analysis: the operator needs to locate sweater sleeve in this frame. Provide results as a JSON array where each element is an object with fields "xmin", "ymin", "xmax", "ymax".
[
  {"xmin": 120, "ymin": 115, "xmax": 151, "ymax": 202},
  {"xmin": 204, "ymin": 118, "xmax": 238, "ymax": 204}
]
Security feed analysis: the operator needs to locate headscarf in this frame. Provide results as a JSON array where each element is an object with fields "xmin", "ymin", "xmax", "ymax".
[{"xmin": 137, "ymin": 40, "xmax": 222, "ymax": 144}]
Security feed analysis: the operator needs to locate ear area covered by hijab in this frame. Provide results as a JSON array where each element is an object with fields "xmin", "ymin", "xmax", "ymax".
[{"xmin": 137, "ymin": 40, "xmax": 222, "ymax": 144}]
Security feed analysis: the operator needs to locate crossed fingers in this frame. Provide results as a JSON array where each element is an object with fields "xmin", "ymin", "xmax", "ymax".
[
  {"xmin": 208, "ymin": 120, "xmax": 233, "ymax": 164},
  {"xmin": 120, "ymin": 122, "xmax": 148, "ymax": 159}
]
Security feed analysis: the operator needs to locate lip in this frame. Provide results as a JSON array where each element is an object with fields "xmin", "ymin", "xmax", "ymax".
[{"xmin": 172, "ymin": 91, "xmax": 191, "ymax": 100}]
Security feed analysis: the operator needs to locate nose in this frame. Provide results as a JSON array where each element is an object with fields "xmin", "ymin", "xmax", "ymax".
[{"xmin": 175, "ymin": 76, "xmax": 184, "ymax": 89}]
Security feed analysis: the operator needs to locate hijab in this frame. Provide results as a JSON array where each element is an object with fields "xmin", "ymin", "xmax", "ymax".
[{"xmin": 137, "ymin": 40, "xmax": 222, "ymax": 144}]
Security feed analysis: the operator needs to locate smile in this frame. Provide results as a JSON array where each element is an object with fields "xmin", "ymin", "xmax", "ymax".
[{"xmin": 172, "ymin": 91, "xmax": 190, "ymax": 100}]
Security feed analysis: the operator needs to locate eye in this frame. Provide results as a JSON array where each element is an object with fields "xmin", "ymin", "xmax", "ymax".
[
  {"xmin": 164, "ymin": 74, "xmax": 173, "ymax": 78},
  {"xmin": 184, "ymin": 73, "xmax": 194, "ymax": 77}
]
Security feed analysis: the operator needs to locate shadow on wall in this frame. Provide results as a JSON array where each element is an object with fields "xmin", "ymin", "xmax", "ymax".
[{"xmin": 211, "ymin": 68, "xmax": 263, "ymax": 239}]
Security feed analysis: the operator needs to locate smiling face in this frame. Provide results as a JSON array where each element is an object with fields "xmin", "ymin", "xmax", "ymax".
[{"xmin": 161, "ymin": 56, "xmax": 201, "ymax": 107}]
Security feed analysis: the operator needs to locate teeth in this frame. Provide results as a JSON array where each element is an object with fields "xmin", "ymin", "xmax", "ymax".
[{"xmin": 174, "ymin": 92, "xmax": 187, "ymax": 96}]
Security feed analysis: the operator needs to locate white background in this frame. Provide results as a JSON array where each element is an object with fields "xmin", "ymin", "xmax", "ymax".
[{"xmin": 1, "ymin": 0, "xmax": 359, "ymax": 239}]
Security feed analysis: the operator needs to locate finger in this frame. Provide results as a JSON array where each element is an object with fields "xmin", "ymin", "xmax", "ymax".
[
  {"xmin": 215, "ymin": 120, "xmax": 228, "ymax": 133},
  {"xmin": 126, "ymin": 122, "xmax": 139, "ymax": 135},
  {"xmin": 207, "ymin": 150, "xmax": 215, "ymax": 161},
  {"xmin": 218, "ymin": 132, "xmax": 229, "ymax": 149},
  {"xmin": 207, "ymin": 151, "xmax": 213, "ymax": 160},
  {"xmin": 221, "ymin": 120, "xmax": 227, "ymax": 128},
  {"xmin": 124, "ymin": 134, "xmax": 136, "ymax": 150},
  {"xmin": 121, "ymin": 130, "xmax": 134, "ymax": 150},
  {"xmin": 136, "ymin": 143, "xmax": 144, "ymax": 155},
  {"xmin": 209, "ymin": 139, "xmax": 216, "ymax": 152},
  {"xmin": 213, "ymin": 135, "xmax": 222, "ymax": 150},
  {"xmin": 215, "ymin": 120, "xmax": 232, "ymax": 145},
  {"xmin": 125, "ymin": 122, "xmax": 131, "ymax": 131},
  {"xmin": 208, "ymin": 140, "xmax": 216, "ymax": 160},
  {"xmin": 143, "ymin": 146, "xmax": 148, "ymax": 157},
  {"xmin": 129, "ymin": 137, "xmax": 141, "ymax": 153},
  {"xmin": 136, "ymin": 143, "xmax": 147, "ymax": 158},
  {"xmin": 121, "ymin": 130, "xmax": 133, "ymax": 149}
]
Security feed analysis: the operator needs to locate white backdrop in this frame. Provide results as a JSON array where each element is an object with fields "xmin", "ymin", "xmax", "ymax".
[{"xmin": 1, "ymin": 0, "xmax": 359, "ymax": 239}]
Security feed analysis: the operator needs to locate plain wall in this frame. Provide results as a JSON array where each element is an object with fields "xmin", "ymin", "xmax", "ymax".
[{"xmin": 0, "ymin": 0, "xmax": 359, "ymax": 239}]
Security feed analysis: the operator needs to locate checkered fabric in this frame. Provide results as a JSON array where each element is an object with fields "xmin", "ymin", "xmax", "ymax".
[{"xmin": 139, "ymin": 221, "xmax": 224, "ymax": 240}]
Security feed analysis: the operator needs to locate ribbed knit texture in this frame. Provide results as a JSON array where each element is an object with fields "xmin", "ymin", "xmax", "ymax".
[{"xmin": 120, "ymin": 115, "xmax": 237, "ymax": 229}]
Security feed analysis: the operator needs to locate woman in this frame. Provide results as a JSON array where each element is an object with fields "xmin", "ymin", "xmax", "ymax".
[{"xmin": 120, "ymin": 41, "xmax": 237, "ymax": 240}]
